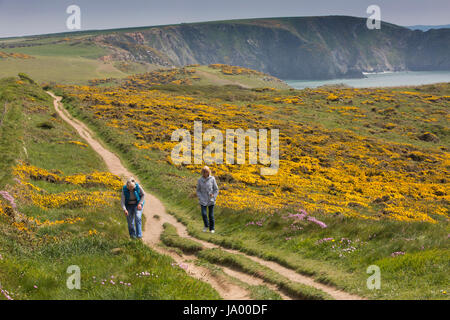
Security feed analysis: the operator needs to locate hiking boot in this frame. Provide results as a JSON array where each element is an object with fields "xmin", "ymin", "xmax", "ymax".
[
  {"xmin": 203, "ymin": 227, "xmax": 208, "ymax": 232},
  {"xmin": 210, "ymin": 230, "xmax": 215, "ymax": 234}
]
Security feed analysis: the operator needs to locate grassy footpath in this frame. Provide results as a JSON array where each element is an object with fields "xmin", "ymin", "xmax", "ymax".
[
  {"xmin": 161, "ymin": 223, "xmax": 204, "ymax": 253},
  {"xmin": 56, "ymin": 83, "xmax": 449, "ymax": 300},
  {"xmin": 161, "ymin": 223, "xmax": 332, "ymax": 300},
  {"xmin": 194, "ymin": 259, "xmax": 284, "ymax": 300},
  {"xmin": 161, "ymin": 223, "xmax": 286, "ymax": 300},
  {"xmin": 0, "ymin": 76, "xmax": 220, "ymax": 300}
]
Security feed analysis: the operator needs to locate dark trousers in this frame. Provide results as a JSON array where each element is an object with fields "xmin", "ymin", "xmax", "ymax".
[{"xmin": 201, "ymin": 205, "xmax": 215, "ymax": 231}]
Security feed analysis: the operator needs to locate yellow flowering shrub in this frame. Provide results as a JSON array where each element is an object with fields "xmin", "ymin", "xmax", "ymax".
[
  {"xmin": 88, "ymin": 229, "xmax": 99, "ymax": 236},
  {"xmin": 28, "ymin": 216, "xmax": 85, "ymax": 227},
  {"xmin": 14, "ymin": 161, "xmax": 122, "ymax": 190},
  {"xmin": 29, "ymin": 190, "xmax": 118, "ymax": 209},
  {"xmin": 209, "ymin": 64, "xmax": 267, "ymax": 76},
  {"xmin": 14, "ymin": 162, "xmax": 61, "ymax": 182},
  {"xmin": 3, "ymin": 161, "xmax": 123, "ymax": 237},
  {"xmin": 327, "ymin": 93, "xmax": 339, "ymax": 101},
  {"xmin": 57, "ymin": 140, "xmax": 89, "ymax": 148},
  {"xmin": 0, "ymin": 200, "xmax": 5, "ymax": 217},
  {"xmin": 0, "ymin": 51, "xmax": 34, "ymax": 59},
  {"xmin": 58, "ymin": 80, "xmax": 450, "ymax": 223}
]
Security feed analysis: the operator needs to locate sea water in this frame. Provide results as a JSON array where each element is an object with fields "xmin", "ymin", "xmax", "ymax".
[{"xmin": 284, "ymin": 71, "xmax": 450, "ymax": 89}]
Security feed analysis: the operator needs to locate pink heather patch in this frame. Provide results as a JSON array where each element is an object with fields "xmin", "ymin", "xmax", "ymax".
[
  {"xmin": 391, "ymin": 251, "xmax": 405, "ymax": 257},
  {"xmin": 288, "ymin": 223, "xmax": 303, "ymax": 231},
  {"xmin": 287, "ymin": 212, "xmax": 307, "ymax": 221},
  {"xmin": 137, "ymin": 271, "xmax": 156, "ymax": 278},
  {"xmin": 0, "ymin": 286, "xmax": 13, "ymax": 300},
  {"xmin": 297, "ymin": 209, "xmax": 308, "ymax": 215},
  {"xmin": 285, "ymin": 209, "xmax": 327, "ymax": 228},
  {"xmin": 0, "ymin": 191, "xmax": 17, "ymax": 209},
  {"xmin": 245, "ymin": 220, "xmax": 264, "ymax": 227},
  {"xmin": 171, "ymin": 262, "xmax": 188, "ymax": 270},
  {"xmin": 33, "ymin": 285, "xmax": 38, "ymax": 289},
  {"xmin": 306, "ymin": 216, "xmax": 327, "ymax": 228},
  {"xmin": 317, "ymin": 237, "xmax": 334, "ymax": 244}
]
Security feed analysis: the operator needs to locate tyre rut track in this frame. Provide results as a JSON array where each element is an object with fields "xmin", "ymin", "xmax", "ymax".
[{"xmin": 48, "ymin": 92, "xmax": 364, "ymax": 301}]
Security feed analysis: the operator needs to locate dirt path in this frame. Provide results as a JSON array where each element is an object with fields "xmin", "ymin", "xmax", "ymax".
[
  {"xmin": 48, "ymin": 92, "xmax": 364, "ymax": 300},
  {"xmin": 48, "ymin": 92, "xmax": 264, "ymax": 300}
]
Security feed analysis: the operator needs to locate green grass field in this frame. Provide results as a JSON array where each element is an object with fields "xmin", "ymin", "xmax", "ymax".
[
  {"xmin": 0, "ymin": 38, "xmax": 159, "ymax": 85},
  {"xmin": 161, "ymin": 222, "xmax": 332, "ymax": 299},
  {"xmin": 192, "ymin": 65, "xmax": 290, "ymax": 89},
  {"xmin": 55, "ymin": 79, "xmax": 449, "ymax": 300},
  {"xmin": 0, "ymin": 56, "xmax": 128, "ymax": 85},
  {"xmin": 0, "ymin": 76, "xmax": 220, "ymax": 300},
  {"xmin": 1, "ymin": 16, "xmax": 448, "ymax": 302},
  {"xmin": 0, "ymin": 36, "xmax": 289, "ymax": 88}
]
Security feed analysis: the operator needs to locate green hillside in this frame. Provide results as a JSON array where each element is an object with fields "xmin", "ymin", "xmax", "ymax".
[
  {"xmin": 0, "ymin": 75, "xmax": 220, "ymax": 299},
  {"xmin": 53, "ymin": 74, "xmax": 450, "ymax": 299},
  {"xmin": 1, "ymin": 15, "xmax": 449, "ymax": 83},
  {"xmin": 0, "ymin": 14, "xmax": 448, "ymax": 302}
]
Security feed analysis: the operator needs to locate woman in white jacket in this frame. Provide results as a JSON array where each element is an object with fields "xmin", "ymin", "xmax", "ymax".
[{"xmin": 196, "ymin": 166, "xmax": 219, "ymax": 233}]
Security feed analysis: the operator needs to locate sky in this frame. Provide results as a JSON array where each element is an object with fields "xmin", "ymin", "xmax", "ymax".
[{"xmin": 0, "ymin": 0, "xmax": 449, "ymax": 38}]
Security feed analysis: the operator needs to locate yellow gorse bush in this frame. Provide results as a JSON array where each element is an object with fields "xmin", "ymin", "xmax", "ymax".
[
  {"xmin": 14, "ymin": 161, "xmax": 122, "ymax": 189},
  {"xmin": 88, "ymin": 229, "xmax": 99, "ymax": 236},
  {"xmin": 14, "ymin": 162, "xmax": 61, "ymax": 182},
  {"xmin": 29, "ymin": 190, "xmax": 118, "ymax": 210},
  {"xmin": 0, "ymin": 200, "xmax": 5, "ymax": 217},
  {"xmin": 209, "ymin": 64, "xmax": 267, "ymax": 76},
  {"xmin": 12, "ymin": 221, "xmax": 29, "ymax": 233},
  {"xmin": 0, "ymin": 51, "xmax": 34, "ymax": 59},
  {"xmin": 28, "ymin": 216, "xmax": 85, "ymax": 227},
  {"xmin": 57, "ymin": 140, "xmax": 89, "ymax": 148},
  {"xmin": 59, "ymin": 80, "xmax": 449, "ymax": 223},
  {"xmin": 3, "ymin": 162, "xmax": 123, "ymax": 236},
  {"xmin": 64, "ymin": 172, "xmax": 122, "ymax": 190}
]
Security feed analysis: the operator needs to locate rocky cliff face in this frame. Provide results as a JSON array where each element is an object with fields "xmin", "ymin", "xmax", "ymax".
[
  {"xmin": 92, "ymin": 16, "xmax": 450, "ymax": 80},
  {"xmin": 405, "ymin": 28, "xmax": 450, "ymax": 71}
]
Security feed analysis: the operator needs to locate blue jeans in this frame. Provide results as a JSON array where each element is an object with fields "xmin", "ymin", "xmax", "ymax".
[
  {"xmin": 125, "ymin": 203, "xmax": 142, "ymax": 238},
  {"xmin": 201, "ymin": 205, "xmax": 215, "ymax": 231}
]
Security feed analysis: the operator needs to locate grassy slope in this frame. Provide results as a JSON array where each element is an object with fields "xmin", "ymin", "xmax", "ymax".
[
  {"xmin": 0, "ymin": 40, "xmax": 157, "ymax": 85},
  {"xmin": 194, "ymin": 258, "xmax": 284, "ymax": 300},
  {"xmin": 0, "ymin": 56, "xmax": 125, "ymax": 85},
  {"xmin": 161, "ymin": 223, "xmax": 332, "ymax": 300},
  {"xmin": 193, "ymin": 65, "xmax": 290, "ymax": 89},
  {"xmin": 0, "ymin": 76, "xmax": 220, "ymax": 300},
  {"xmin": 0, "ymin": 35, "xmax": 289, "ymax": 88},
  {"xmin": 160, "ymin": 223, "xmax": 285, "ymax": 300},
  {"xmin": 57, "ymin": 82, "xmax": 449, "ymax": 300}
]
